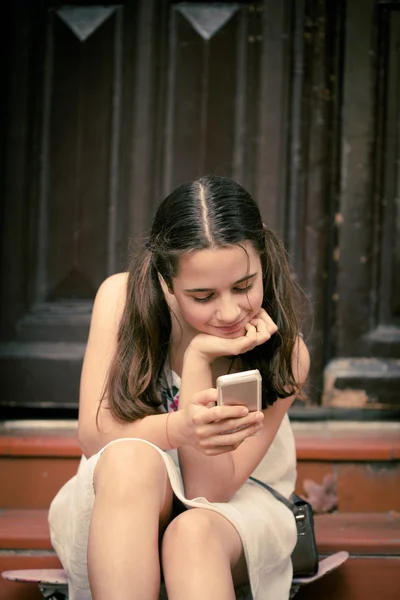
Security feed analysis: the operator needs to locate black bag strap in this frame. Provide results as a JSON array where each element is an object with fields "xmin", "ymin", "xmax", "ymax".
[{"xmin": 249, "ymin": 476, "xmax": 296, "ymax": 513}]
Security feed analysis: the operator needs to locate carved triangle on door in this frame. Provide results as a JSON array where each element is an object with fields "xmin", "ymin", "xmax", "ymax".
[
  {"xmin": 176, "ymin": 4, "xmax": 239, "ymax": 40},
  {"xmin": 56, "ymin": 6, "xmax": 118, "ymax": 42}
]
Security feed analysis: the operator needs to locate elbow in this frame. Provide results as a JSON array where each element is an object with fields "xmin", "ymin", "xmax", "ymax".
[
  {"xmin": 78, "ymin": 420, "xmax": 98, "ymax": 459},
  {"xmin": 77, "ymin": 426, "xmax": 90, "ymax": 458}
]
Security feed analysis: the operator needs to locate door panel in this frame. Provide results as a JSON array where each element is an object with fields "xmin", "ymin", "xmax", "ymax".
[
  {"xmin": 159, "ymin": 1, "xmax": 290, "ymax": 231},
  {"xmin": 1, "ymin": 2, "xmax": 128, "ymax": 411},
  {"xmin": 324, "ymin": 0, "xmax": 400, "ymax": 408}
]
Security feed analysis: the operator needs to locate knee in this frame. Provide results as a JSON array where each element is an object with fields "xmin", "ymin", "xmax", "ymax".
[
  {"xmin": 162, "ymin": 510, "xmax": 214, "ymax": 556},
  {"xmin": 94, "ymin": 440, "xmax": 167, "ymax": 499}
]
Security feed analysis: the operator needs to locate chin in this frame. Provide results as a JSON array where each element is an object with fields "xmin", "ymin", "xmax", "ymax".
[{"xmin": 222, "ymin": 328, "xmax": 246, "ymax": 338}]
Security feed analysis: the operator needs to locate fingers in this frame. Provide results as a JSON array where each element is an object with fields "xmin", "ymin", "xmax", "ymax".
[
  {"xmin": 198, "ymin": 420, "xmax": 264, "ymax": 455},
  {"xmin": 218, "ymin": 411, "xmax": 264, "ymax": 434},
  {"xmin": 250, "ymin": 309, "xmax": 278, "ymax": 337},
  {"xmin": 218, "ymin": 325, "xmax": 260, "ymax": 355},
  {"xmin": 217, "ymin": 310, "xmax": 277, "ymax": 356},
  {"xmin": 244, "ymin": 309, "xmax": 278, "ymax": 347},
  {"xmin": 187, "ymin": 401, "xmax": 264, "ymax": 453},
  {"xmin": 192, "ymin": 402, "xmax": 248, "ymax": 424},
  {"xmin": 194, "ymin": 409, "xmax": 264, "ymax": 442},
  {"xmin": 188, "ymin": 310, "xmax": 277, "ymax": 362},
  {"xmin": 191, "ymin": 392, "xmax": 260, "ymax": 425},
  {"xmin": 197, "ymin": 408, "xmax": 263, "ymax": 431}
]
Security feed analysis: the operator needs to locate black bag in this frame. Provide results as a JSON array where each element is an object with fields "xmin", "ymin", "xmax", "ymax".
[{"xmin": 249, "ymin": 476, "xmax": 319, "ymax": 577}]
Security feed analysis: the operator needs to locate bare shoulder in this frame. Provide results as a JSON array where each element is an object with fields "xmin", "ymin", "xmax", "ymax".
[
  {"xmin": 93, "ymin": 273, "xmax": 128, "ymax": 315},
  {"xmin": 96, "ymin": 272, "xmax": 129, "ymax": 303},
  {"xmin": 292, "ymin": 335, "xmax": 310, "ymax": 385},
  {"xmin": 84, "ymin": 273, "xmax": 128, "ymax": 343},
  {"xmin": 83, "ymin": 273, "xmax": 129, "ymax": 372}
]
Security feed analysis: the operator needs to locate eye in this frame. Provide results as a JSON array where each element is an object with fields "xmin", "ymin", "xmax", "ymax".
[
  {"xmin": 193, "ymin": 294, "xmax": 214, "ymax": 303},
  {"xmin": 234, "ymin": 283, "xmax": 254, "ymax": 294}
]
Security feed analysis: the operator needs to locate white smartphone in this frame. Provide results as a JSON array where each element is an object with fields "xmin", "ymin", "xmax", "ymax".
[{"xmin": 216, "ymin": 369, "xmax": 262, "ymax": 412}]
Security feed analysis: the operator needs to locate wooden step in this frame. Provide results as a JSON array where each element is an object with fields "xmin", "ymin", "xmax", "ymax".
[
  {"xmin": 1, "ymin": 509, "xmax": 399, "ymax": 600},
  {"xmin": 0, "ymin": 510, "xmax": 61, "ymax": 600},
  {"xmin": 295, "ymin": 556, "xmax": 400, "ymax": 600},
  {"xmin": 315, "ymin": 511, "xmax": 400, "ymax": 554},
  {"xmin": 2, "ymin": 508, "xmax": 399, "ymax": 555},
  {"xmin": 1, "ymin": 420, "xmax": 399, "ymax": 512},
  {"xmin": 295, "ymin": 421, "xmax": 400, "ymax": 513},
  {"xmin": 0, "ymin": 510, "xmax": 53, "ymax": 550}
]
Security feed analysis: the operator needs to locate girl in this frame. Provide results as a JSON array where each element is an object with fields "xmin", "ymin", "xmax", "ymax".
[{"xmin": 49, "ymin": 175, "xmax": 310, "ymax": 600}]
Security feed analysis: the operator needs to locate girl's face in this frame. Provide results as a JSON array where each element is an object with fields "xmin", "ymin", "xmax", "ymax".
[{"xmin": 169, "ymin": 242, "xmax": 264, "ymax": 338}]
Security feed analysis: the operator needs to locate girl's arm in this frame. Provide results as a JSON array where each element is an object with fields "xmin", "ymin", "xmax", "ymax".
[
  {"xmin": 78, "ymin": 273, "xmax": 175, "ymax": 457},
  {"xmin": 78, "ymin": 275, "xmax": 260, "ymax": 458},
  {"xmin": 177, "ymin": 332, "xmax": 310, "ymax": 503}
]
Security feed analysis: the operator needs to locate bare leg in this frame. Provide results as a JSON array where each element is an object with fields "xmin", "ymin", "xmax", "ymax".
[
  {"xmin": 88, "ymin": 441, "xmax": 173, "ymax": 600},
  {"xmin": 161, "ymin": 508, "xmax": 249, "ymax": 600}
]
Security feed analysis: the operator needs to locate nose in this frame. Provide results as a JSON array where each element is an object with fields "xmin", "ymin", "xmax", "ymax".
[{"xmin": 215, "ymin": 296, "xmax": 241, "ymax": 324}]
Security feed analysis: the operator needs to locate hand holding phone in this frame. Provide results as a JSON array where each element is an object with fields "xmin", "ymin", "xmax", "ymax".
[{"xmin": 216, "ymin": 369, "xmax": 262, "ymax": 412}]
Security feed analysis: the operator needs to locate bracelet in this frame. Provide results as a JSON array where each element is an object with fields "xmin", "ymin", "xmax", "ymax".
[{"xmin": 166, "ymin": 411, "xmax": 174, "ymax": 449}]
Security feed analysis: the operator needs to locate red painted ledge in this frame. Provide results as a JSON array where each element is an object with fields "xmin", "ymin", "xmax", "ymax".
[
  {"xmin": 295, "ymin": 434, "xmax": 400, "ymax": 461},
  {"xmin": 0, "ymin": 433, "xmax": 81, "ymax": 458},
  {"xmin": 0, "ymin": 423, "xmax": 399, "ymax": 461}
]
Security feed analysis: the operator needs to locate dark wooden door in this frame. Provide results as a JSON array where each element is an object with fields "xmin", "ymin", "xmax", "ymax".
[
  {"xmin": 1, "ymin": 0, "xmax": 398, "ymax": 415},
  {"xmin": 1, "ymin": 1, "xmax": 134, "ymax": 412},
  {"xmin": 322, "ymin": 0, "xmax": 400, "ymax": 409}
]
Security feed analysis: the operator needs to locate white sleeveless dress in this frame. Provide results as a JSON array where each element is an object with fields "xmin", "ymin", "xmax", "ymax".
[{"xmin": 49, "ymin": 371, "xmax": 297, "ymax": 600}]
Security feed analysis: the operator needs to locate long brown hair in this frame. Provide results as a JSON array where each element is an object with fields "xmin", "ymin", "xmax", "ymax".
[{"xmin": 101, "ymin": 175, "xmax": 305, "ymax": 422}]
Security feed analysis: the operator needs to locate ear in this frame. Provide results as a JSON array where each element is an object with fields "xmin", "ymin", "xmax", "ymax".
[
  {"xmin": 158, "ymin": 272, "xmax": 181, "ymax": 318},
  {"xmin": 158, "ymin": 273, "xmax": 174, "ymax": 297}
]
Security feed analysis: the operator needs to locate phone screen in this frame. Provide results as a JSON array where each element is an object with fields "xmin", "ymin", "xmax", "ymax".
[{"xmin": 219, "ymin": 377, "xmax": 261, "ymax": 412}]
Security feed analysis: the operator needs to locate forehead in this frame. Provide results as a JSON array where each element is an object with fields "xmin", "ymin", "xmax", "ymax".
[{"xmin": 174, "ymin": 243, "xmax": 261, "ymax": 287}]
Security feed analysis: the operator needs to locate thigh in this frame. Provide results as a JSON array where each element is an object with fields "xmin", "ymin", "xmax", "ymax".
[{"xmin": 94, "ymin": 439, "xmax": 175, "ymax": 531}]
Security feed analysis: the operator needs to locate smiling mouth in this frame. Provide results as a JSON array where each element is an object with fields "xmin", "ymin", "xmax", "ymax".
[{"xmin": 214, "ymin": 318, "xmax": 245, "ymax": 333}]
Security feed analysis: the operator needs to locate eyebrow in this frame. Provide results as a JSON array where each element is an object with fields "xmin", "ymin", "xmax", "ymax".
[{"xmin": 184, "ymin": 272, "xmax": 257, "ymax": 293}]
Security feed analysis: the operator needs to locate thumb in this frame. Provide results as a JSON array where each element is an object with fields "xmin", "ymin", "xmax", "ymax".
[{"xmin": 192, "ymin": 387, "xmax": 218, "ymax": 406}]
